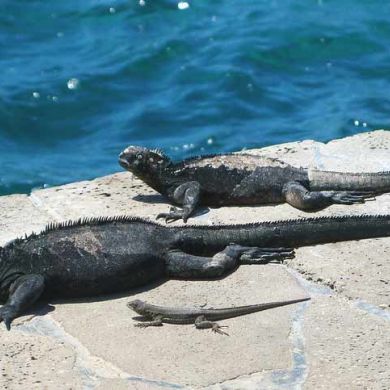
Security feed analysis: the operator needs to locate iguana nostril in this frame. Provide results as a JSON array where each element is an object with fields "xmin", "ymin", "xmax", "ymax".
[{"xmin": 118, "ymin": 157, "xmax": 130, "ymax": 168}]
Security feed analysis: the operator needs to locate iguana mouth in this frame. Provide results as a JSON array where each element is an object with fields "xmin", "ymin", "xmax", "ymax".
[{"xmin": 118, "ymin": 156, "xmax": 130, "ymax": 168}]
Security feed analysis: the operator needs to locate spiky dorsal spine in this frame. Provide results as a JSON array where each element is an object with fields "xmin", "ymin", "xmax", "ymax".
[
  {"xmin": 4, "ymin": 216, "xmax": 156, "ymax": 247},
  {"xmin": 150, "ymin": 148, "xmax": 169, "ymax": 160},
  {"xmin": 42, "ymin": 215, "xmax": 156, "ymax": 234}
]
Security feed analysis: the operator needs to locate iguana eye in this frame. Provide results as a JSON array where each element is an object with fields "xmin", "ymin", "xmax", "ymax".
[{"xmin": 137, "ymin": 154, "xmax": 143, "ymax": 160}]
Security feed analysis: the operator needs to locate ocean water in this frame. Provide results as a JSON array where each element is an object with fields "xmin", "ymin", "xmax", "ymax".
[{"xmin": 1, "ymin": 1, "xmax": 390, "ymax": 195}]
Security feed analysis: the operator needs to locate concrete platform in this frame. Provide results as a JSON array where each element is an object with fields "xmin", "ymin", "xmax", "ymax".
[{"xmin": 1, "ymin": 130, "xmax": 389, "ymax": 389}]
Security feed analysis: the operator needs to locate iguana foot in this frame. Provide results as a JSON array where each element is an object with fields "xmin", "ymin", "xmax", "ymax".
[
  {"xmin": 157, "ymin": 207, "xmax": 190, "ymax": 223},
  {"xmin": 239, "ymin": 247, "xmax": 295, "ymax": 264},
  {"xmin": 0, "ymin": 305, "xmax": 18, "ymax": 331},
  {"xmin": 330, "ymin": 191, "xmax": 376, "ymax": 205}
]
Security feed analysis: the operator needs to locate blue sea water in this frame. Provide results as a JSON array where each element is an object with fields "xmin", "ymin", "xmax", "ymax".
[{"xmin": 1, "ymin": 1, "xmax": 390, "ymax": 195}]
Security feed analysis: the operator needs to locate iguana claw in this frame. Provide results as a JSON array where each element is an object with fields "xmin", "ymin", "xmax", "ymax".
[
  {"xmin": 156, "ymin": 207, "xmax": 190, "ymax": 223},
  {"xmin": 240, "ymin": 247, "xmax": 296, "ymax": 263},
  {"xmin": 156, "ymin": 212, "xmax": 182, "ymax": 223},
  {"xmin": 0, "ymin": 305, "xmax": 18, "ymax": 331},
  {"xmin": 331, "ymin": 191, "xmax": 376, "ymax": 205}
]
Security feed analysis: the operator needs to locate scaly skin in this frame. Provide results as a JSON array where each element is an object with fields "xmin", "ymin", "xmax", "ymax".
[
  {"xmin": 127, "ymin": 297, "xmax": 310, "ymax": 335},
  {"xmin": 1, "ymin": 214, "xmax": 390, "ymax": 329},
  {"xmin": 119, "ymin": 147, "xmax": 390, "ymax": 222}
]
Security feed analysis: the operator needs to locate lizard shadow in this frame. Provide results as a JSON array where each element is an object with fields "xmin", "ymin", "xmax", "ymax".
[{"xmin": 131, "ymin": 316, "xmax": 150, "ymax": 322}]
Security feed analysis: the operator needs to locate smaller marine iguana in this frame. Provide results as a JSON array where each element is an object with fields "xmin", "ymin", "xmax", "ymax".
[
  {"xmin": 128, "ymin": 297, "xmax": 310, "ymax": 335},
  {"xmin": 1, "ymin": 213, "xmax": 390, "ymax": 330},
  {"xmin": 119, "ymin": 146, "xmax": 390, "ymax": 222}
]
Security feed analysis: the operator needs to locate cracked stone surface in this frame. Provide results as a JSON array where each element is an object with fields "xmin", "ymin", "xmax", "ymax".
[
  {"xmin": 0, "ymin": 195, "xmax": 53, "ymax": 246},
  {"xmin": 0, "ymin": 328, "xmax": 82, "ymax": 389},
  {"xmin": 51, "ymin": 265, "xmax": 306, "ymax": 386},
  {"xmin": 0, "ymin": 130, "xmax": 389, "ymax": 389},
  {"xmin": 303, "ymin": 295, "xmax": 390, "ymax": 389}
]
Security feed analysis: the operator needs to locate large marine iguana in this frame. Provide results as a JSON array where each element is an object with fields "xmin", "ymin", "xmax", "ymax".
[
  {"xmin": 1, "ymin": 214, "xmax": 390, "ymax": 330},
  {"xmin": 127, "ymin": 297, "xmax": 310, "ymax": 335},
  {"xmin": 119, "ymin": 147, "xmax": 390, "ymax": 222}
]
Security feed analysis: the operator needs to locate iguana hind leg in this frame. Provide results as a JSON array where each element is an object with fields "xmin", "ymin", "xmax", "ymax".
[
  {"xmin": 0, "ymin": 274, "xmax": 45, "ymax": 330},
  {"xmin": 157, "ymin": 181, "xmax": 200, "ymax": 223},
  {"xmin": 165, "ymin": 244, "xmax": 295, "ymax": 279},
  {"xmin": 283, "ymin": 181, "xmax": 376, "ymax": 211}
]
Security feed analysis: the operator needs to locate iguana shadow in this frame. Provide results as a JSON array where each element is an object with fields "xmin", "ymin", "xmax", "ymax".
[
  {"xmin": 133, "ymin": 194, "xmax": 167, "ymax": 204},
  {"xmin": 50, "ymin": 279, "xmax": 169, "ymax": 305},
  {"xmin": 133, "ymin": 194, "xmax": 210, "ymax": 214},
  {"xmin": 25, "ymin": 263, "xmax": 252, "ymax": 312}
]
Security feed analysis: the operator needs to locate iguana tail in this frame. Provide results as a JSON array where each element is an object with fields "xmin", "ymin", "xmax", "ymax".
[
  {"xmin": 308, "ymin": 169, "xmax": 390, "ymax": 192},
  {"xmin": 177, "ymin": 214, "xmax": 390, "ymax": 253}
]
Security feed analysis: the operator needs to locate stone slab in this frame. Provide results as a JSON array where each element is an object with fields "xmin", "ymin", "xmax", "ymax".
[
  {"xmin": 51, "ymin": 265, "xmax": 306, "ymax": 387},
  {"xmin": 303, "ymin": 295, "xmax": 390, "ymax": 390},
  {"xmin": 0, "ymin": 327, "xmax": 83, "ymax": 389},
  {"xmin": 0, "ymin": 194, "xmax": 53, "ymax": 246},
  {"xmin": 291, "ymin": 238, "xmax": 390, "ymax": 307},
  {"xmin": 0, "ymin": 130, "xmax": 390, "ymax": 389}
]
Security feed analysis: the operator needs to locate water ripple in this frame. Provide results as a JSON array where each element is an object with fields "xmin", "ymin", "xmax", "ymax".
[{"xmin": 1, "ymin": 1, "xmax": 390, "ymax": 194}]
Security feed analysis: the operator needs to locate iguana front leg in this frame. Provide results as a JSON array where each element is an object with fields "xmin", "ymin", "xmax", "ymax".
[
  {"xmin": 195, "ymin": 315, "xmax": 229, "ymax": 336},
  {"xmin": 0, "ymin": 274, "xmax": 45, "ymax": 330},
  {"xmin": 283, "ymin": 181, "xmax": 376, "ymax": 211},
  {"xmin": 165, "ymin": 244, "xmax": 295, "ymax": 279},
  {"xmin": 157, "ymin": 181, "xmax": 200, "ymax": 223}
]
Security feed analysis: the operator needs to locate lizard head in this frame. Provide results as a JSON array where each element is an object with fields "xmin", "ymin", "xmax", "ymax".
[
  {"xmin": 119, "ymin": 146, "xmax": 171, "ymax": 176},
  {"xmin": 127, "ymin": 299, "xmax": 146, "ymax": 314}
]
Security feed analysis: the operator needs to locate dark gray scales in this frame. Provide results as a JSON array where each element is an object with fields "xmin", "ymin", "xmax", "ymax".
[
  {"xmin": 119, "ymin": 146, "xmax": 390, "ymax": 222},
  {"xmin": 1, "ymin": 214, "xmax": 390, "ymax": 330}
]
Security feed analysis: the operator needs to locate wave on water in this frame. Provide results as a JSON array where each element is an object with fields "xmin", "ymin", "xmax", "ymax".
[{"xmin": 1, "ymin": 0, "xmax": 390, "ymax": 194}]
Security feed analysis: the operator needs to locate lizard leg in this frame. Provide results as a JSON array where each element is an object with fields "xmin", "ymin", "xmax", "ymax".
[
  {"xmin": 283, "ymin": 181, "xmax": 376, "ymax": 211},
  {"xmin": 157, "ymin": 181, "xmax": 201, "ymax": 223},
  {"xmin": 165, "ymin": 244, "xmax": 294, "ymax": 279},
  {"xmin": 195, "ymin": 315, "xmax": 229, "ymax": 336},
  {"xmin": 134, "ymin": 315, "xmax": 163, "ymax": 328},
  {"xmin": 0, "ymin": 274, "xmax": 45, "ymax": 331}
]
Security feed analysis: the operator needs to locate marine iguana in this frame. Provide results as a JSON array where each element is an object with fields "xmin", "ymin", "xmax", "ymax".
[
  {"xmin": 1, "ymin": 213, "xmax": 390, "ymax": 330},
  {"xmin": 127, "ymin": 297, "xmax": 310, "ymax": 335},
  {"xmin": 118, "ymin": 147, "xmax": 390, "ymax": 222}
]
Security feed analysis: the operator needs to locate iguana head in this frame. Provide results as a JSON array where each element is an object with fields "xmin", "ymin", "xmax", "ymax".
[{"xmin": 119, "ymin": 146, "xmax": 171, "ymax": 178}]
